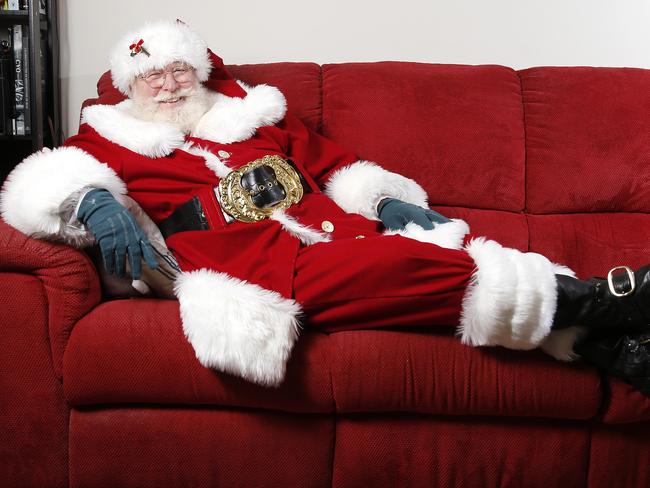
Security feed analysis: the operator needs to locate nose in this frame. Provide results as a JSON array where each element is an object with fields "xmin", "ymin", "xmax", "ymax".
[{"xmin": 160, "ymin": 72, "xmax": 179, "ymax": 91}]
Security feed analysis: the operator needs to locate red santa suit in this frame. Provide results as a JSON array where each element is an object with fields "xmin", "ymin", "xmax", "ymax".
[{"xmin": 0, "ymin": 21, "xmax": 581, "ymax": 386}]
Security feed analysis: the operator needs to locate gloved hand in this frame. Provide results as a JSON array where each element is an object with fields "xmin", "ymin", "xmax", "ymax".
[
  {"xmin": 377, "ymin": 198, "xmax": 451, "ymax": 231},
  {"xmin": 77, "ymin": 189, "xmax": 158, "ymax": 279}
]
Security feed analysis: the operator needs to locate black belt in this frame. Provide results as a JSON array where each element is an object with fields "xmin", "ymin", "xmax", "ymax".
[
  {"xmin": 159, "ymin": 160, "xmax": 311, "ymax": 240},
  {"xmin": 159, "ymin": 196, "xmax": 209, "ymax": 240}
]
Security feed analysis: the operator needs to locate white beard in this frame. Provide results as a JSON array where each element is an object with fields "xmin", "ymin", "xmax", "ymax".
[{"xmin": 129, "ymin": 85, "xmax": 213, "ymax": 134}]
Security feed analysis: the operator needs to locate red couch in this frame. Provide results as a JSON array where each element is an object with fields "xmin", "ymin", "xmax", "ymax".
[{"xmin": 2, "ymin": 62, "xmax": 650, "ymax": 487}]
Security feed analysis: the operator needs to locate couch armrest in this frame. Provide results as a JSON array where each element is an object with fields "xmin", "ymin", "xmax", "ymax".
[{"xmin": 0, "ymin": 219, "xmax": 102, "ymax": 378}]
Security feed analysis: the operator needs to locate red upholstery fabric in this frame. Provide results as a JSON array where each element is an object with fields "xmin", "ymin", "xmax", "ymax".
[
  {"xmin": 69, "ymin": 408, "xmax": 335, "ymax": 488},
  {"xmin": 528, "ymin": 214, "xmax": 650, "ymax": 280},
  {"xmin": 0, "ymin": 220, "xmax": 101, "ymax": 378},
  {"xmin": 0, "ymin": 273, "xmax": 68, "ymax": 488},
  {"xmin": 228, "ymin": 63, "xmax": 322, "ymax": 131},
  {"xmin": 589, "ymin": 424, "xmax": 650, "ymax": 487},
  {"xmin": 602, "ymin": 380, "xmax": 650, "ymax": 424},
  {"xmin": 328, "ymin": 331, "xmax": 600, "ymax": 419},
  {"xmin": 321, "ymin": 63, "xmax": 526, "ymax": 213},
  {"xmin": 63, "ymin": 300, "xmax": 334, "ymax": 411},
  {"xmin": 64, "ymin": 305, "xmax": 601, "ymax": 419},
  {"xmin": 3, "ymin": 61, "xmax": 650, "ymax": 487},
  {"xmin": 521, "ymin": 67, "xmax": 650, "ymax": 214},
  {"xmin": 332, "ymin": 416, "xmax": 589, "ymax": 488}
]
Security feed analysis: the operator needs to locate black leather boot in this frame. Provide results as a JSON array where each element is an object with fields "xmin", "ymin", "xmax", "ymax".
[
  {"xmin": 573, "ymin": 330, "xmax": 650, "ymax": 397},
  {"xmin": 553, "ymin": 264, "xmax": 650, "ymax": 331},
  {"xmin": 553, "ymin": 264, "xmax": 650, "ymax": 397}
]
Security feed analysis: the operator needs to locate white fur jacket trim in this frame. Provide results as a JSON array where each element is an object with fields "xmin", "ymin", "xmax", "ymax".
[
  {"xmin": 0, "ymin": 146, "xmax": 126, "ymax": 247},
  {"xmin": 174, "ymin": 268, "xmax": 301, "ymax": 387},
  {"xmin": 81, "ymin": 81, "xmax": 287, "ymax": 157},
  {"xmin": 82, "ymin": 100, "xmax": 186, "ymax": 158},
  {"xmin": 192, "ymin": 81, "xmax": 287, "ymax": 144},
  {"xmin": 324, "ymin": 160, "xmax": 429, "ymax": 220}
]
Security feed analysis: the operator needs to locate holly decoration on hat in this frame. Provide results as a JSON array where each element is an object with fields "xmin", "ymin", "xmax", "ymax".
[{"xmin": 129, "ymin": 39, "xmax": 150, "ymax": 57}]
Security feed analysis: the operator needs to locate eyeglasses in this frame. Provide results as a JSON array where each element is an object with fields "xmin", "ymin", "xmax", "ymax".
[{"xmin": 139, "ymin": 64, "xmax": 195, "ymax": 88}]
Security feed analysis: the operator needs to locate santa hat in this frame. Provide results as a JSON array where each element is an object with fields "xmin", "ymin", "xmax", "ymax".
[{"xmin": 110, "ymin": 19, "xmax": 230, "ymax": 96}]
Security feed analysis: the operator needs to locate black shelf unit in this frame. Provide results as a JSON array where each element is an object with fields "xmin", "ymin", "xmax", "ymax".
[{"xmin": 0, "ymin": 0, "xmax": 61, "ymax": 183}]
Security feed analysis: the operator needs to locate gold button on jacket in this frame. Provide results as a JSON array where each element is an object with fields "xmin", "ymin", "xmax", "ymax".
[{"xmin": 321, "ymin": 220, "xmax": 334, "ymax": 232}]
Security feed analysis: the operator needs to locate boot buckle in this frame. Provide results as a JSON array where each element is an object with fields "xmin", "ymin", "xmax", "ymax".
[{"xmin": 607, "ymin": 266, "xmax": 636, "ymax": 297}]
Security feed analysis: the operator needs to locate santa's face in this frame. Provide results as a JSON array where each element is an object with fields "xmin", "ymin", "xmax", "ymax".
[
  {"xmin": 129, "ymin": 62, "xmax": 212, "ymax": 133},
  {"xmin": 132, "ymin": 62, "xmax": 198, "ymax": 107}
]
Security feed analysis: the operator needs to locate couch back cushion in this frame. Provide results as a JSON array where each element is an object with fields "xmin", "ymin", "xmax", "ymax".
[
  {"xmin": 519, "ymin": 67, "xmax": 650, "ymax": 276},
  {"xmin": 521, "ymin": 67, "xmax": 650, "ymax": 214},
  {"xmin": 320, "ymin": 62, "xmax": 526, "ymax": 212}
]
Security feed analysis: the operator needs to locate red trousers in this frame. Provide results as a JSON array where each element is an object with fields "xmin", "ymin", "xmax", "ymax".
[{"xmin": 293, "ymin": 234, "xmax": 476, "ymax": 332}]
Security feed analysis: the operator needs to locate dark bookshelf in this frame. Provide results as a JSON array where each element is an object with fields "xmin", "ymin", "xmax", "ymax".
[{"xmin": 0, "ymin": 0, "xmax": 61, "ymax": 183}]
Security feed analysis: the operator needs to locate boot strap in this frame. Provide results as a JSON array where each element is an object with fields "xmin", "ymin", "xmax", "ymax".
[{"xmin": 607, "ymin": 266, "xmax": 636, "ymax": 297}]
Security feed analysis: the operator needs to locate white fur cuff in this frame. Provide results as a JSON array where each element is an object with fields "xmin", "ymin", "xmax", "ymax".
[
  {"xmin": 324, "ymin": 160, "xmax": 429, "ymax": 220},
  {"xmin": 0, "ymin": 146, "xmax": 126, "ymax": 247},
  {"xmin": 459, "ymin": 237, "xmax": 560, "ymax": 351},
  {"xmin": 174, "ymin": 269, "xmax": 301, "ymax": 387},
  {"xmin": 384, "ymin": 219, "xmax": 470, "ymax": 250}
]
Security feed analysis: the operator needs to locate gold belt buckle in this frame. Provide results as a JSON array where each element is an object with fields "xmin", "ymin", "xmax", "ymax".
[{"xmin": 218, "ymin": 155, "xmax": 304, "ymax": 223}]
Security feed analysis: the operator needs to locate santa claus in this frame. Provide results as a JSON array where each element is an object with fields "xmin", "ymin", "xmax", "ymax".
[{"xmin": 1, "ymin": 20, "xmax": 648, "ymax": 393}]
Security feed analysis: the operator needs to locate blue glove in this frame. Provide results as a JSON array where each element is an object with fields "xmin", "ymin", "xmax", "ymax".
[
  {"xmin": 377, "ymin": 198, "xmax": 451, "ymax": 231},
  {"xmin": 77, "ymin": 189, "xmax": 158, "ymax": 279}
]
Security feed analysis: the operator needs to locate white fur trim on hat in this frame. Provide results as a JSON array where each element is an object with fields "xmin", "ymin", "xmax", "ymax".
[
  {"xmin": 174, "ymin": 269, "xmax": 302, "ymax": 387},
  {"xmin": 384, "ymin": 219, "xmax": 470, "ymax": 250},
  {"xmin": 0, "ymin": 146, "xmax": 126, "ymax": 247},
  {"xmin": 324, "ymin": 160, "xmax": 429, "ymax": 220},
  {"xmin": 459, "ymin": 237, "xmax": 560, "ymax": 351},
  {"xmin": 110, "ymin": 20, "xmax": 212, "ymax": 95}
]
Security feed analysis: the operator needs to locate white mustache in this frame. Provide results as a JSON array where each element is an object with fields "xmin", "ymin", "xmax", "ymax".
[{"xmin": 154, "ymin": 87, "xmax": 194, "ymax": 102}]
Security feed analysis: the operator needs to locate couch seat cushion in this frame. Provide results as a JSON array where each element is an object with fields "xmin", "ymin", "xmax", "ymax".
[
  {"xmin": 63, "ymin": 299, "xmax": 335, "ymax": 413},
  {"xmin": 64, "ymin": 299, "xmax": 607, "ymax": 420}
]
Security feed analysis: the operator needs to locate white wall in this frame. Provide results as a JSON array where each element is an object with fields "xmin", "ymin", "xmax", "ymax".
[{"xmin": 59, "ymin": 0, "xmax": 650, "ymax": 137}]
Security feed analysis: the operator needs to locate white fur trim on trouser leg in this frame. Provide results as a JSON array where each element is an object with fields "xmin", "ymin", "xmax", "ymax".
[
  {"xmin": 552, "ymin": 263, "xmax": 576, "ymax": 279},
  {"xmin": 383, "ymin": 219, "xmax": 470, "ymax": 250},
  {"xmin": 174, "ymin": 269, "xmax": 301, "ymax": 387},
  {"xmin": 324, "ymin": 160, "xmax": 428, "ymax": 220},
  {"xmin": 459, "ymin": 237, "xmax": 559, "ymax": 350},
  {"xmin": 0, "ymin": 146, "xmax": 126, "ymax": 247}
]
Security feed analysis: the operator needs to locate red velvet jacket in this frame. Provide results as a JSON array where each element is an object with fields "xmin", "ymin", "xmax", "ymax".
[{"xmin": 65, "ymin": 110, "xmax": 386, "ymax": 297}]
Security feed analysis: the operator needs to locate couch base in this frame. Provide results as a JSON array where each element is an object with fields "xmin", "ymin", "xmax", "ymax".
[{"xmin": 66, "ymin": 406, "xmax": 648, "ymax": 488}]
